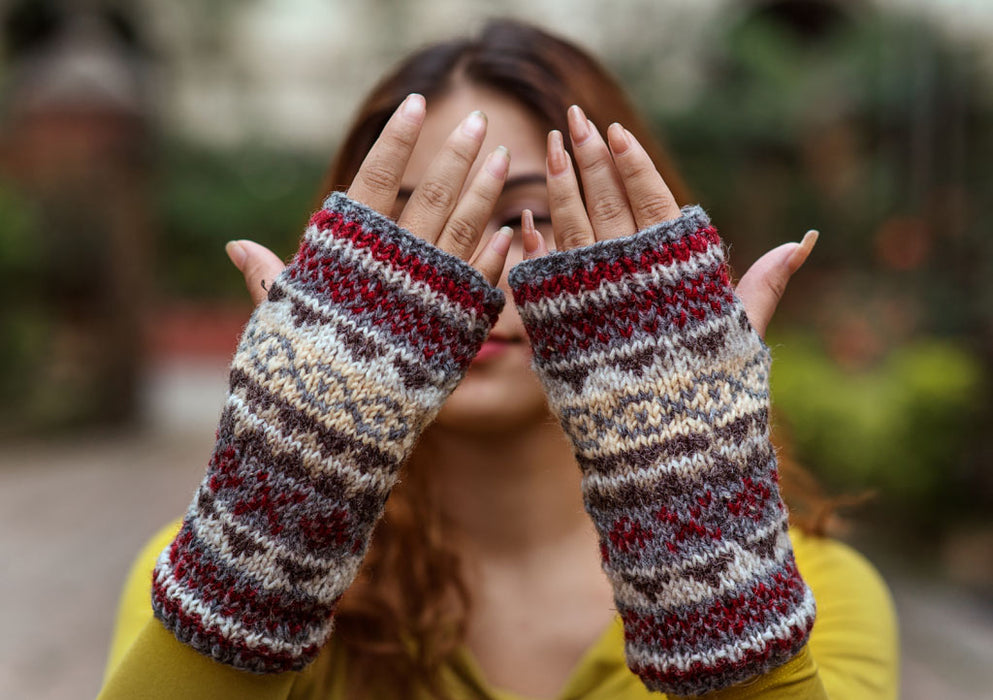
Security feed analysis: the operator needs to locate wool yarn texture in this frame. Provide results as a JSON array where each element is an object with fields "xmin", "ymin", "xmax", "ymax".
[
  {"xmin": 151, "ymin": 192, "xmax": 504, "ymax": 673},
  {"xmin": 509, "ymin": 206, "xmax": 816, "ymax": 696}
]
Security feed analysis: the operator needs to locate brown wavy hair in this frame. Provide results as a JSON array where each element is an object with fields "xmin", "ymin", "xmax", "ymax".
[{"xmin": 315, "ymin": 18, "xmax": 836, "ymax": 699}]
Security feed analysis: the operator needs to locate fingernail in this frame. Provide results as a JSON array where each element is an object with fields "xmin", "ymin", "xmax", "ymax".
[
  {"xmin": 522, "ymin": 210, "xmax": 539, "ymax": 255},
  {"xmin": 568, "ymin": 105, "xmax": 590, "ymax": 142},
  {"xmin": 491, "ymin": 225, "xmax": 514, "ymax": 256},
  {"xmin": 462, "ymin": 110, "xmax": 487, "ymax": 138},
  {"xmin": 402, "ymin": 93, "xmax": 425, "ymax": 120},
  {"xmin": 607, "ymin": 123, "xmax": 630, "ymax": 154},
  {"xmin": 787, "ymin": 230, "xmax": 819, "ymax": 271},
  {"xmin": 485, "ymin": 145, "xmax": 510, "ymax": 178},
  {"xmin": 225, "ymin": 241, "xmax": 246, "ymax": 269},
  {"xmin": 547, "ymin": 130, "xmax": 568, "ymax": 175}
]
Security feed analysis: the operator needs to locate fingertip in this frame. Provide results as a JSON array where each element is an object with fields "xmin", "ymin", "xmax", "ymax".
[
  {"xmin": 401, "ymin": 93, "xmax": 426, "ymax": 121},
  {"xmin": 225, "ymin": 241, "xmax": 246, "ymax": 270},
  {"xmin": 492, "ymin": 225, "xmax": 514, "ymax": 255},
  {"xmin": 473, "ymin": 226, "xmax": 514, "ymax": 285},
  {"xmin": 607, "ymin": 122, "xmax": 630, "ymax": 154},
  {"xmin": 522, "ymin": 209, "xmax": 541, "ymax": 259},
  {"xmin": 547, "ymin": 130, "xmax": 568, "ymax": 175},
  {"xmin": 485, "ymin": 145, "xmax": 511, "ymax": 179},
  {"xmin": 786, "ymin": 230, "xmax": 819, "ymax": 271}
]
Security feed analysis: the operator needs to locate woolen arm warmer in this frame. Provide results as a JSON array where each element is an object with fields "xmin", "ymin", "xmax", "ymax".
[
  {"xmin": 151, "ymin": 192, "xmax": 504, "ymax": 673},
  {"xmin": 509, "ymin": 207, "xmax": 816, "ymax": 697}
]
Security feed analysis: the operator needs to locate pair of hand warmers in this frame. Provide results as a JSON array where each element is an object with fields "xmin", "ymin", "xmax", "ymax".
[{"xmin": 151, "ymin": 192, "xmax": 815, "ymax": 696}]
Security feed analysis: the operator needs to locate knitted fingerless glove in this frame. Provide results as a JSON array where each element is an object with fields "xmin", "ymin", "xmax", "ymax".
[
  {"xmin": 509, "ymin": 207, "xmax": 816, "ymax": 697},
  {"xmin": 151, "ymin": 192, "xmax": 504, "ymax": 673}
]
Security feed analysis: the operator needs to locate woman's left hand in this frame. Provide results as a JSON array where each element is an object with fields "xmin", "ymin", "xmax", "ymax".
[{"xmin": 522, "ymin": 104, "xmax": 817, "ymax": 339}]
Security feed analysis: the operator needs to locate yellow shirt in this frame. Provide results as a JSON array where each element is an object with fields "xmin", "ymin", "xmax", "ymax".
[{"xmin": 99, "ymin": 521, "xmax": 898, "ymax": 699}]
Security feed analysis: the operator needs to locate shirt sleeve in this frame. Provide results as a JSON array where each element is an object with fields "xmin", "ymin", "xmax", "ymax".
[
  {"xmin": 670, "ymin": 529, "xmax": 898, "ymax": 699},
  {"xmin": 98, "ymin": 520, "xmax": 295, "ymax": 700},
  {"xmin": 793, "ymin": 530, "xmax": 900, "ymax": 699}
]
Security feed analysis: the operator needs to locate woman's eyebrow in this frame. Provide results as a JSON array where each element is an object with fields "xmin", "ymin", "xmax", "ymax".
[
  {"xmin": 396, "ymin": 172, "xmax": 546, "ymax": 202},
  {"xmin": 503, "ymin": 173, "xmax": 546, "ymax": 190}
]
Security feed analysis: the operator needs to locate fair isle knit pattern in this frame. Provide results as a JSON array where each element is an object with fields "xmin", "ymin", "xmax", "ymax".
[
  {"xmin": 509, "ymin": 206, "xmax": 815, "ymax": 696},
  {"xmin": 151, "ymin": 192, "xmax": 504, "ymax": 673}
]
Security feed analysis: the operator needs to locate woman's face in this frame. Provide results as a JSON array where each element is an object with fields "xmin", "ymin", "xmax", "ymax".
[{"xmin": 395, "ymin": 85, "xmax": 554, "ymax": 433}]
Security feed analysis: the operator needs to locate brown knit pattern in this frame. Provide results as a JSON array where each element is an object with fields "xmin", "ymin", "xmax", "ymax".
[{"xmin": 509, "ymin": 206, "xmax": 816, "ymax": 696}]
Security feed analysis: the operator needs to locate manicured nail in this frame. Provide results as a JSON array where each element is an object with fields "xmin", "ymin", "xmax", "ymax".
[
  {"xmin": 225, "ymin": 241, "xmax": 246, "ymax": 269},
  {"xmin": 490, "ymin": 225, "xmax": 514, "ymax": 256},
  {"xmin": 607, "ymin": 123, "xmax": 630, "ymax": 154},
  {"xmin": 462, "ymin": 110, "xmax": 487, "ymax": 138},
  {"xmin": 402, "ymin": 93, "xmax": 425, "ymax": 120},
  {"xmin": 485, "ymin": 145, "xmax": 510, "ymax": 178},
  {"xmin": 547, "ymin": 130, "xmax": 568, "ymax": 175},
  {"xmin": 787, "ymin": 230, "xmax": 819, "ymax": 271},
  {"xmin": 568, "ymin": 105, "xmax": 590, "ymax": 142},
  {"xmin": 522, "ymin": 209, "xmax": 540, "ymax": 256}
]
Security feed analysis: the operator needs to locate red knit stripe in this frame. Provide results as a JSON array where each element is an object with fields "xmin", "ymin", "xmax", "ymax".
[
  {"xmin": 629, "ymin": 614, "xmax": 814, "ymax": 690},
  {"xmin": 524, "ymin": 268, "xmax": 735, "ymax": 360},
  {"xmin": 161, "ymin": 527, "xmax": 334, "ymax": 631},
  {"xmin": 153, "ymin": 582, "xmax": 324, "ymax": 672},
  {"xmin": 513, "ymin": 226, "xmax": 720, "ymax": 304},
  {"xmin": 620, "ymin": 560, "xmax": 808, "ymax": 651},
  {"xmin": 308, "ymin": 208, "xmax": 498, "ymax": 322},
  {"xmin": 286, "ymin": 240, "xmax": 484, "ymax": 363}
]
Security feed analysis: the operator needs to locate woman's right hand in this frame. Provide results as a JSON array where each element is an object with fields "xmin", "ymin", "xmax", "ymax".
[{"xmin": 226, "ymin": 93, "xmax": 513, "ymax": 305}]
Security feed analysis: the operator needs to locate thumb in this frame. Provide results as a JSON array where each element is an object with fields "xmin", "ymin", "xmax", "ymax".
[
  {"xmin": 225, "ymin": 240, "xmax": 287, "ymax": 307},
  {"xmin": 734, "ymin": 230, "xmax": 818, "ymax": 339}
]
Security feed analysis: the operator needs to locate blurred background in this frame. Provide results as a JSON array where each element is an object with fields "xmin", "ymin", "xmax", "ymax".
[{"xmin": 0, "ymin": 0, "xmax": 991, "ymax": 698}]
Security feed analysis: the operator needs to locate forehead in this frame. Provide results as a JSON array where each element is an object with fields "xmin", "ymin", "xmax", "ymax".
[{"xmin": 400, "ymin": 86, "xmax": 547, "ymax": 189}]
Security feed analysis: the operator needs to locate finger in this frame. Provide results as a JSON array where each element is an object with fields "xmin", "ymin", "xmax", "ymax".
[
  {"xmin": 567, "ymin": 105, "xmax": 636, "ymax": 241},
  {"xmin": 470, "ymin": 226, "xmax": 514, "ymax": 286},
  {"xmin": 521, "ymin": 208, "xmax": 549, "ymax": 260},
  {"xmin": 226, "ymin": 240, "xmax": 286, "ymax": 307},
  {"xmin": 347, "ymin": 94, "xmax": 426, "ymax": 215},
  {"xmin": 735, "ymin": 230, "xmax": 819, "ymax": 338},
  {"xmin": 546, "ymin": 129, "xmax": 595, "ymax": 250},
  {"xmin": 606, "ymin": 123, "xmax": 681, "ymax": 229},
  {"xmin": 397, "ymin": 110, "xmax": 488, "ymax": 243},
  {"xmin": 434, "ymin": 145, "xmax": 509, "ymax": 260}
]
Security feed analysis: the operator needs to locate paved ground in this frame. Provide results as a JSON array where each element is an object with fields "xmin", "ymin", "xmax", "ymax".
[{"xmin": 1, "ymin": 360, "xmax": 991, "ymax": 700}]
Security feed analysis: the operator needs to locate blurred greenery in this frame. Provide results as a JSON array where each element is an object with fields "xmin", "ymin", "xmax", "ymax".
[
  {"xmin": 155, "ymin": 141, "xmax": 328, "ymax": 298},
  {"xmin": 0, "ymin": 183, "xmax": 48, "ymax": 410},
  {"xmin": 770, "ymin": 333, "xmax": 983, "ymax": 511}
]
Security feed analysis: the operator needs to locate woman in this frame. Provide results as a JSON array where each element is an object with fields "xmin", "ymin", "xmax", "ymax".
[{"xmin": 99, "ymin": 19, "xmax": 897, "ymax": 700}]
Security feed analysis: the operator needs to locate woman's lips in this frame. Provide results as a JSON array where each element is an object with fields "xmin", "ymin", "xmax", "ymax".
[{"xmin": 472, "ymin": 338, "xmax": 515, "ymax": 363}]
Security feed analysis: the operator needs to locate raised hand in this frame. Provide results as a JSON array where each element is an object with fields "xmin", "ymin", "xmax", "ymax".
[
  {"xmin": 507, "ymin": 105, "xmax": 819, "ymax": 695},
  {"xmin": 520, "ymin": 104, "xmax": 817, "ymax": 337},
  {"xmin": 152, "ymin": 96, "xmax": 512, "ymax": 675},
  {"xmin": 226, "ymin": 94, "xmax": 513, "ymax": 304}
]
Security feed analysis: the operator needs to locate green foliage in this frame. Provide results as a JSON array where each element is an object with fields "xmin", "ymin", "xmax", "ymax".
[
  {"xmin": 770, "ymin": 334, "xmax": 983, "ymax": 505},
  {"xmin": 0, "ymin": 184, "xmax": 48, "ymax": 403},
  {"xmin": 0, "ymin": 182, "xmax": 42, "ymax": 278},
  {"xmin": 155, "ymin": 141, "xmax": 327, "ymax": 298}
]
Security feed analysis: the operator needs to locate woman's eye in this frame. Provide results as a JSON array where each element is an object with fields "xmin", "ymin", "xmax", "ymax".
[{"xmin": 497, "ymin": 214, "xmax": 553, "ymax": 230}]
